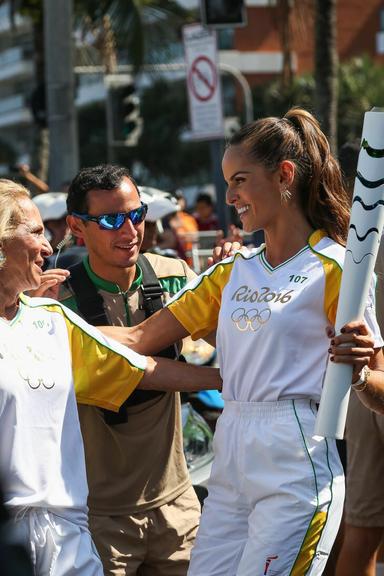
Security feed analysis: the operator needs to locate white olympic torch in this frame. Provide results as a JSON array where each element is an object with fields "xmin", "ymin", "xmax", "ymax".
[{"xmin": 315, "ymin": 108, "xmax": 384, "ymax": 439}]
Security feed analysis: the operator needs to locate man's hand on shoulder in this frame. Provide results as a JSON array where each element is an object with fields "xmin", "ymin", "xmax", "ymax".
[{"xmin": 206, "ymin": 224, "xmax": 248, "ymax": 267}]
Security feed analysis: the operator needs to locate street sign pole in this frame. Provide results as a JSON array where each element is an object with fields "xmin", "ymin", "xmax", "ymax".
[
  {"xmin": 183, "ymin": 23, "xmax": 228, "ymax": 233},
  {"xmin": 210, "ymin": 139, "xmax": 228, "ymax": 234}
]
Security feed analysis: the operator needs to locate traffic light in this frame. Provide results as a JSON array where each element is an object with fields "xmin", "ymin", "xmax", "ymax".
[
  {"xmin": 107, "ymin": 80, "xmax": 143, "ymax": 147},
  {"xmin": 121, "ymin": 83, "xmax": 143, "ymax": 146},
  {"xmin": 200, "ymin": 0, "xmax": 247, "ymax": 28}
]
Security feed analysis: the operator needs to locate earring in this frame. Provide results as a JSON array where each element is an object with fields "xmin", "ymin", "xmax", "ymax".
[
  {"xmin": 281, "ymin": 188, "xmax": 292, "ymax": 203},
  {"xmin": 0, "ymin": 249, "xmax": 5, "ymax": 266}
]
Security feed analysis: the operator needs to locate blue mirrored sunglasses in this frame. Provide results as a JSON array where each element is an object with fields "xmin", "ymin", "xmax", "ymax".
[{"xmin": 72, "ymin": 203, "xmax": 148, "ymax": 230}]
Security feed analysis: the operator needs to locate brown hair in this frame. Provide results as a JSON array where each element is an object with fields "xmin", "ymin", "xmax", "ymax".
[
  {"xmin": 0, "ymin": 179, "xmax": 30, "ymax": 268},
  {"xmin": 228, "ymin": 107, "xmax": 350, "ymax": 245}
]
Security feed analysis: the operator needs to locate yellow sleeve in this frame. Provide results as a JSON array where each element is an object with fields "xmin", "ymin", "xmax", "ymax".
[
  {"xmin": 308, "ymin": 254, "xmax": 341, "ymax": 326},
  {"xmin": 167, "ymin": 259, "xmax": 234, "ymax": 340},
  {"xmin": 61, "ymin": 307, "xmax": 146, "ymax": 411},
  {"xmin": 321, "ymin": 261, "xmax": 342, "ymax": 326},
  {"xmin": 308, "ymin": 231, "xmax": 342, "ymax": 326}
]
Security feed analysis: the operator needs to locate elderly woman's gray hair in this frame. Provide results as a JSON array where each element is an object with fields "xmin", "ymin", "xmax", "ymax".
[{"xmin": 0, "ymin": 179, "xmax": 30, "ymax": 268}]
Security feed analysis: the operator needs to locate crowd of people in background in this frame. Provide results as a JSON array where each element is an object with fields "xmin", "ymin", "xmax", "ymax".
[{"xmin": 2, "ymin": 108, "xmax": 384, "ymax": 575}]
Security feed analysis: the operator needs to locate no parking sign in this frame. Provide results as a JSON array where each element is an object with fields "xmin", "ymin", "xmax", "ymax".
[{"xmin": 183, "ymin": 23, "xmax": 224, "ymax": 140}]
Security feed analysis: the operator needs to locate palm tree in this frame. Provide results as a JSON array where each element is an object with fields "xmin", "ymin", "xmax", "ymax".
[
  {"xmin": 75, "ymin": 0, "xmax": 191, "ymax": 71},
  {"xmin": 314, "ymin": 0, "xmax": 338, "ymax": 152},
  {"xmin": 271, "ymin": 1, "xmax": 338, "ymax": 150},
  {"xmin": 271, "ymin": 0, "xmax": 312, "ymax": 91}
]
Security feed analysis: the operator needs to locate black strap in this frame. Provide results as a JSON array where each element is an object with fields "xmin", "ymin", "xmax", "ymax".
[
  {"xmin": 67, "ymin": 256, "xmax": 177, "ymax": 425},
  {"xmin": 67, "ymin": 261, "xmax": 109, "ymax": 326},
  {"xmin": 137, "ymin": 255, "xmax": 176, "ymax": 361},
  {"xmin": 138, "ymin": 254, "xmax": 165, "ymax": 317}
]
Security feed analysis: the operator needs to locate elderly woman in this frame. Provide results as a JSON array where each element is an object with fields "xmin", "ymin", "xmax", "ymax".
[{"xmin": 0, "ymin": 179, "xmax": 220, "ymax": 576}]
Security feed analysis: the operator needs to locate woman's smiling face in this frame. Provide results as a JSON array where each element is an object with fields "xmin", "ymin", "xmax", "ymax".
[
  {"xmin": 2, "ymin": 198, "xmax": 53, "ymax": 294},
  {"xmin": 222, "ymin": 145, "xmax": 284, "ymax": 234}
]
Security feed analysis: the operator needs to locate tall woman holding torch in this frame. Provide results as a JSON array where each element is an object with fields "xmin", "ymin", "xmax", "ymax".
[{"xmin": 102, "ymin": 107, "xmax": 384, "ymax": 576}]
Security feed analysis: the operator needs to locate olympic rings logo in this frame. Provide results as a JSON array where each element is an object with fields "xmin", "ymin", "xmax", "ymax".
[
  {"xmin": 231, "ymin": 307, "xmax": 271, "ymax": 332},
  {"xmin": 17, "ymin": 366, "xmax": 56, "ymax": 390},
  {"xmin": 24, "ymin": 377, "xmax": 56, "ymax": 390}
]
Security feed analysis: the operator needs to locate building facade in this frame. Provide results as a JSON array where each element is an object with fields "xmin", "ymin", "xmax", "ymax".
[{"xmin": 0, "ymin": 0, "xmax": 383, "ymax": 171}]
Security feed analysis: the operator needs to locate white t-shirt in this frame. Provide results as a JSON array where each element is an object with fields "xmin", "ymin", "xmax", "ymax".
[
  {"xmin": 168, "ymin": 230, "xmax": 383, "ymax": 403},
  {"xmin": 0, "ymin": 295, "xmax": 146, "ymax": 515}
]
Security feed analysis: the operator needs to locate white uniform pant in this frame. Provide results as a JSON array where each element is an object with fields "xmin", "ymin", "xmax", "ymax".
[
  {"xmin": 13, "ymin": 507, "xmax": 103, "ymax": 576},
  {"xmin": 188, "ymin": 399, "xmax": 345, "ymax": 576}
]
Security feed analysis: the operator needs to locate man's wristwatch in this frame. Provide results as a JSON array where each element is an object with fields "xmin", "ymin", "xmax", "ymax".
[{"xmin": 351, "ymin": 365, "xmax": 370, "ymax": 392}]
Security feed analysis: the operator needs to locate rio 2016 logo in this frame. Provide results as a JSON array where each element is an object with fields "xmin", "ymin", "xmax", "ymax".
[{"xmin": 231, "ymin": 285, "xmax": 293, "ymax": 305}]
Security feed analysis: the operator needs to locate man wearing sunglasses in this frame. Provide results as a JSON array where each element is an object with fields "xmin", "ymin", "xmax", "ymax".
[{"xmin": 60, "ymin": 164, "xmax": 201, "ymax": 576}]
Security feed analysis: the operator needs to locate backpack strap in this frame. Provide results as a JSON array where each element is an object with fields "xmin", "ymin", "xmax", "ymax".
[
  {"xmin": 138, "ymin": 254, "xmax": 178, "ymax": 360},
  {"xmin": 66, "ymin": 261, "xmax": 108, "ymax": 326},
  {"xmin": 138, "ymin": 254, "xmax": 165, "ymax": 317}
]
